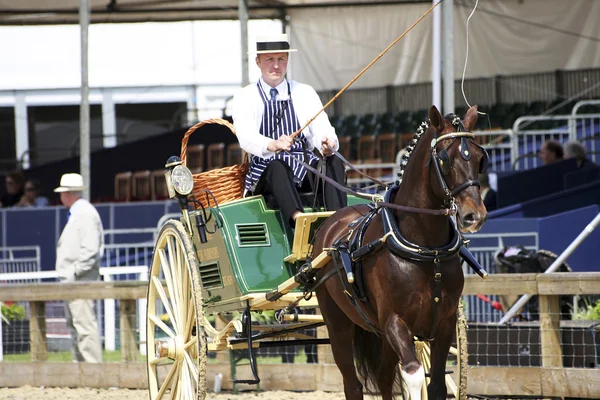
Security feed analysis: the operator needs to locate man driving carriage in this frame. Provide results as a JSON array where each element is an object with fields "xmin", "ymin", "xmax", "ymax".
[{"xmin": 232, "ymin": 33, "xmax": 347, "ymax": 228}]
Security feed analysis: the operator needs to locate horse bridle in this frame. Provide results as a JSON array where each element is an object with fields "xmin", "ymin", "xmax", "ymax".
[{"xmin": 429, "ymin": 122, "xmax": 489, "ymax": 208}]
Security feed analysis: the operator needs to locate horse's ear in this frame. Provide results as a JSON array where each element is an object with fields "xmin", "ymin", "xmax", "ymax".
[
  {"xmin": 463, "ymin": 105, "xmax": 478, "ymax": 131},
  {"xmin": 429, "ymin": 105, "xmax": 444, "ymax": 132}
]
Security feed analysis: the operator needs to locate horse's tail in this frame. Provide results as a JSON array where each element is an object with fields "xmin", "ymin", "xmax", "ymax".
[{"xmin": 353, "ymin": 325, "xmax": 401, "ymax": 397}]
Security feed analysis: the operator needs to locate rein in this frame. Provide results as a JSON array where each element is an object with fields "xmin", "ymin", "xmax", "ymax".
[{"xmin": 283, "ymin": 148, "xmax": 456, "ymax": 216}]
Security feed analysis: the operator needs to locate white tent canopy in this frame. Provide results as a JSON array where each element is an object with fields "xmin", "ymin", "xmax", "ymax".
[
  {"xmin": 3, "ymin": 0, "xmax": 598, "ymax": 89},
  {"xmin": 289, "ymin": 0, "xmax": 600, "ymax": 90},
  {"xmin": 0, "ymin": 0, "xmax": 423, "ymax": 24}
]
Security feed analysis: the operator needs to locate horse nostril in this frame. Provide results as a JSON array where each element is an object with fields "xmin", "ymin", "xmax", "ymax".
[{"xmin": 463, "ymin": 213, "xmax": 480, "ymax": 225}]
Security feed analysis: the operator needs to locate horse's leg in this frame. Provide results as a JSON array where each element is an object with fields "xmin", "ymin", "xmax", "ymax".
[
  {"xmin": 377, "ymin": 341, "xmax": 400, "ymax": 400},
  {"xmin": 427, "ymin": 318, "xmax": 455, "ymax": 400},
  {"xmin": 317, "ymin": 288, "xmax": 363, "ymax": 400},
  {"xmin": 385, "ymin": 314, "xmax": 424, "ymax": 400}
]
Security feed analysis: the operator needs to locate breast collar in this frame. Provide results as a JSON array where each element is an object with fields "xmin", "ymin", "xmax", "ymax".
[{"xmin": 381, "ymin": 185, "xmax": 461, "ymax": 263}]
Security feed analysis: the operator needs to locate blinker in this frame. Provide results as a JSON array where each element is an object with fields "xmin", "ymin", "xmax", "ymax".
[{"xmin": 460, "ymin": 137, "xmax": 472, "ymax": 161}]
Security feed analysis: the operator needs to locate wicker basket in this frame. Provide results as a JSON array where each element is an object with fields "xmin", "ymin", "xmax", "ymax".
[{"xmin": 180, "ymin": 118, "xmax": 248, "ymax": 208}]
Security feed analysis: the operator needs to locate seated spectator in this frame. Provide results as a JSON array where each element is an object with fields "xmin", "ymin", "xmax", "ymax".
[
  {"xmin": 479, "ymin": 172, "xmax": 497, "ymax": 211},
  {"xmin": 538, "ymin": 139, "xmax": 564, "ymax": 166},
  {"xmin": 564, "ymin": 141, "xmax": 595, "ymax": 170},
  {"xmin": 15, "ymin": 179, "xmax": 49, "ymax": 208},
  {"xmin": 1, "ymin": 171, "xmax": 26, "ymax": 208}
]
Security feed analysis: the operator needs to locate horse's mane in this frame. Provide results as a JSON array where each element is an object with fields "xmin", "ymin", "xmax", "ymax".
[
  {"xmin": 397, "ymin": 113, "xmax": 462, "ymax": 186},
  {"xmin": 397, "ymin": 120, "xmax": 429, "ymax": 186}
]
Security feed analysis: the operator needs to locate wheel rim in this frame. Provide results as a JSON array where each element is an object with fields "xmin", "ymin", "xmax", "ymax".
[{"xmin": 147, "ymin": 220, "xmax": 206, "ymax": 400}]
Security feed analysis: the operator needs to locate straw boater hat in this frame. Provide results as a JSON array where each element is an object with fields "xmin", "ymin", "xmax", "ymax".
[
  {"xmin": 250, "ymin": 34, "xmax": 298, "ymax": 55},
  {"xmin": 54, "ymin": 173, "xmax": 86, "ymax": 192}
]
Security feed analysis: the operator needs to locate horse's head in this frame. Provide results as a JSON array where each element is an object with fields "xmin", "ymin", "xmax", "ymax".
[{"xmin": 428, "ymin": 105, "xmax": 488, "ymax": 232}]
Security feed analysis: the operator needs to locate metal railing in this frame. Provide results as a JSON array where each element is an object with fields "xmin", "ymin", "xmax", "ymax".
[
  {"xmin": 0, "ymin": 246, "xmax": 41, "ymax": 283},
  {"xmin": 462, "ymin": 231, "xmax": 539, "ymax": 322}
]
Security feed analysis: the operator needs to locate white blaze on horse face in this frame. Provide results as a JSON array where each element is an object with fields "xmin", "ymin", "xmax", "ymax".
[{"xmin": 401, "ymin": 365, "xmax": 424, "ymax": 400}]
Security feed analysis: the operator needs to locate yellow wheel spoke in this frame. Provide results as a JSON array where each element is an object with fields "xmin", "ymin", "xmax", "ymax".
[
  {"xmin": 171, "ymin": 369, "xmax": 180, "ymax": 400},
  {"xmin": 150, "ymin": 356, "xmax": 171, "ymax": 366},
  {"xmin": 446, "ymin": 373, "xmax": 458, "ymax": 397},
  {"xmin": 158, "ymin": 249, "xmax": 179, "ymax": 330},
  {"xmin": 151, "ymin": 276, "xmax": 179, "ymax": 334},
  {"xmin": 185, "ymin": 335, "xmax": 198, "ymax": 350},
  {"xmin": 166, "ymin": 237, "xmax": 182, "ymax": 315},
  {"xmin": 149, "ymin": 314, "xmax": 176, "ymax": 339},
  {"xmin": 184, "ymin": 351, "xmax": 199, "ymax": 378},
  {"xmin": 157, "ymin": 249, "xmax": 181, "ymax": 332},
  {"xmin": 156, "ymin": 361, "xmax": 179, "ymax": 399}
]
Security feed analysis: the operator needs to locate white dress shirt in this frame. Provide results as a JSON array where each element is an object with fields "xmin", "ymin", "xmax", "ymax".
[{"xmin": 232, "ymin": 77, "xmax": 339, "ymax": 159}]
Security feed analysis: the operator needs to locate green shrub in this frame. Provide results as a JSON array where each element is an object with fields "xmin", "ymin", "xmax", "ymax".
[
  {"xmin": 1, "ymin": 302, "xmax": 27, "ymax": 322},
  {"xmin": 573, "ymin": 298, "xmax": 600, "ymax": 320}
]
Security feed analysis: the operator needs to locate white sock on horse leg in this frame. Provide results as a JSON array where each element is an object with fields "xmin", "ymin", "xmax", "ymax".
[{"xmin": 401, "ymin": 365, "xmax": 424, "ymax": 400}]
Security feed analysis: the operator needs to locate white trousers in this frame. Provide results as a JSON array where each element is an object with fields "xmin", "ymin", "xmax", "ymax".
[{"xmin": 65, "ymin": 299, "xmax": 103, "ymax": 363}]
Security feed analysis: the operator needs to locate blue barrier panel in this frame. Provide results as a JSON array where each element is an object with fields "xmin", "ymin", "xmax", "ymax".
[
  {"xmin": 489, "ymin": 180, "xmax": 600, "ymax": 219},
  {"xmin": 538, "ymin": 205, "xmax": 600, "ymax": 272},
  {"xmin": 563, "ymin": 166, "xmax": 600, "ymax": 189},
  {"xmin": 497, "ymin": 158, "xmax": 579, "ymax": 208},
  {"xmin": 468, "ymin": 205, "xmax": 600, "ymax": 273},
  {"xmin": 3, "ymin": 207, "xmax": 60, "ymax": 271},
  {"xmin": 0, "ymin": 200, "xmax": 178, "ymax": 272}
]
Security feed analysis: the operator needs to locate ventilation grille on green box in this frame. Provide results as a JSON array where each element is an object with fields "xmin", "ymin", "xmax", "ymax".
[{"xmin": 235, "ymin": 223, "xmax": 270, "ymax": 247}]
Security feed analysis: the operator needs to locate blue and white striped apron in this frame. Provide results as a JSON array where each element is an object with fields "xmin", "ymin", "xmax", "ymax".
[{"xmin": 245, "ymin": 81, "xmax": 317, "ymax": 193}]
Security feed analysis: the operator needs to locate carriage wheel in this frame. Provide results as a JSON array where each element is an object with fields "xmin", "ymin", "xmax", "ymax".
[
  {"xmin": 147, "ymin": 219, "xmax": 207, "ymax": 400},
  {"xmin": 416, "ymin": 304, "xmax": 468, "ymax": 400}
]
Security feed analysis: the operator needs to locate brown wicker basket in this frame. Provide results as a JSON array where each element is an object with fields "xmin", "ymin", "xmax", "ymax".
[{"xmin": 180, "ymin": 118, "xmax": 248, "ymax": 208}]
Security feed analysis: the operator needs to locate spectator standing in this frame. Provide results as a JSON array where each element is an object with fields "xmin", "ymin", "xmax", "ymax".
[{"xmin": 54, "ymin": 173, "xmax": 104, "ymax": 363}]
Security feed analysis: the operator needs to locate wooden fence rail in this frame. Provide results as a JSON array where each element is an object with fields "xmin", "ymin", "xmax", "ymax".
[{"xmin": 0, "ymin": 273, "xmax": 599, "ymax": 398}]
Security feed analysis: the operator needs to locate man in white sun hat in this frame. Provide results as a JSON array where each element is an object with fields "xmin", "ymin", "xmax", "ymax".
[
  {"xmin": 232, "ymin": 33, "xmax": 347, "ymax": 229},
  {"xmin": 54, "ymin": 173, "xmax": 104, "ymax": 363}
]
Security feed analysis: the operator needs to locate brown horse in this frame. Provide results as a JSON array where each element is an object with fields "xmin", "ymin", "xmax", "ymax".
[{"xmin": 312, "ymin": 105, "xmax": 488, "ymax": 400}]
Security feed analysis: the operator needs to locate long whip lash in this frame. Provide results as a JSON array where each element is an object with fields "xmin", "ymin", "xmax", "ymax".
[{"xmin": 290, "ymin": 0, "xmax": 444, "ymax": 139}]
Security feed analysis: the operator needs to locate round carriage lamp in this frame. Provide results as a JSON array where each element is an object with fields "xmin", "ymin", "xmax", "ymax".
[
  {"xmin": 164, "ymin": 155, "xmax": 194, "ymax": 197},
  {"xmin": 171, "ymin": 165, "xmax": 194, "ymax": 196}
]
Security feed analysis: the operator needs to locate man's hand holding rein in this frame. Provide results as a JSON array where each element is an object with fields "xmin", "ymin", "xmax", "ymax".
[{"xmin": 268, "ymin": 135, "xmax": 294, "ymax": 153}]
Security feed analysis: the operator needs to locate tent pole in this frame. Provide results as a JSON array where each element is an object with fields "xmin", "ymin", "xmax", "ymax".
[
  {"xmin": 442, "ymin": 0, "xmax": 454, "ymax": 115},
  {"xmin": 239, "ymin": 0, "xmax": 249, "ymax": 87},
  {"xmin": 79, "ymin": 0, "xmax": 91, "ymax": 200},
  {"xmin": 432, "ymin": 0, "xmax": 441, "ymax": 111}
]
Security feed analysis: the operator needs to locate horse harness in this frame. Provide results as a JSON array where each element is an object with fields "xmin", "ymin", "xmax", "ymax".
[
  {"xmin": 308, "ymin": 116, "xmax": 489, "ymax": 340},
  {"xmin": 428, "ymin": 115, "xmax": 489, "ymax": 208},
  {"xmin": 324, "ymin": 185, "xmax": 465, "ymax": 339}
]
